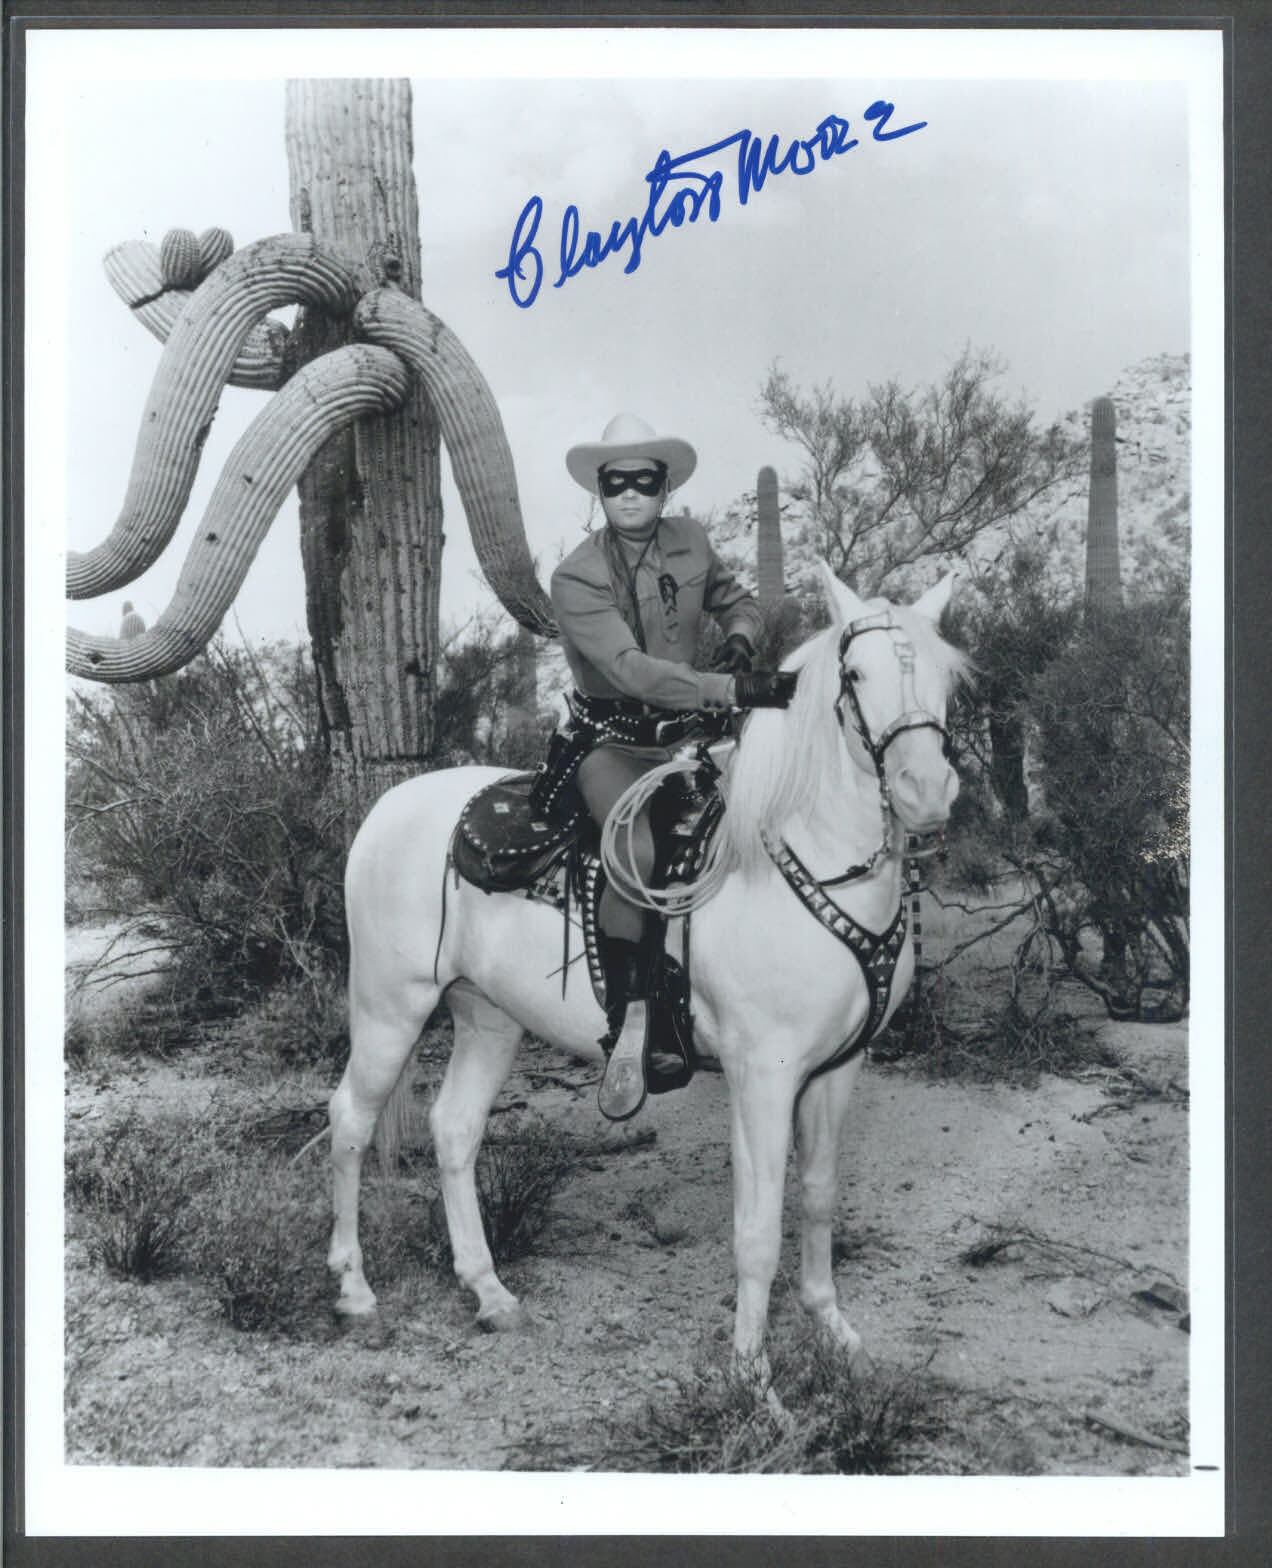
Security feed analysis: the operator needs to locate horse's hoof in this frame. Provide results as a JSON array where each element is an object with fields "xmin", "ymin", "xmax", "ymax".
[
  {"xmin": 765, "ymin": 1386, "xmax": 795, "ymax": 1430},
  {"xmin": 845, "ymin": 1344, "xmax": 877, "ymax": 1380},
  {"xmin": 476, "ymin": 1302, "xmax": 533, "ymax": 1334},
  {"xmin": 331, "ymin": 1278, "xmax": 377, "ymax": 1317},
  {"xmin": 333, "ymin": 1312, "xmax": 394, "ymax": 1349}
]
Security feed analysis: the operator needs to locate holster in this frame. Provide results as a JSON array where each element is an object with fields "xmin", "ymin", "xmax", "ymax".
[{"xmin": 528, "ymin": 720, "xmax": 593, "ymax": 820}]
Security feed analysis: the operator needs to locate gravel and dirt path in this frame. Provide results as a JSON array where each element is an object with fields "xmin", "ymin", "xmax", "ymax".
[{"xmin": 63, "ymin": 936, "xmax": 1191, "ymax": 1476}]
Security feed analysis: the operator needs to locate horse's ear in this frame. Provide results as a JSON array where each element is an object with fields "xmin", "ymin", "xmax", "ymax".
[
  {"xmin": 911, "ymin": 572, "xmax": 958, "ymax": 623},
  {"xmin": 818, "ymin": 560, "xmax": 868, "ymax": 627}
]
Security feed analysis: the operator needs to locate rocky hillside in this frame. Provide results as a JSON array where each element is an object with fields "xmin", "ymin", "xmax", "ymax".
[{"xmin": 1002, "ymin": 352, "xmax": 1191, "ymax": 602}]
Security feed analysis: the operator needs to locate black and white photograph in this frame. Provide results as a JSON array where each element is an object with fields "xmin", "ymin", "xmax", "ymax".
[{"xmin": 21, "ymin": 17, "xmax": 1226, "ymax": 1543}]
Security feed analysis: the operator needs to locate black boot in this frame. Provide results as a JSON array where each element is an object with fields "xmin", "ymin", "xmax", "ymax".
[
  {"xmin": 596, "ymin": 938, "xmax": 649, "ymax": 1122},
  {"xmin": 642, "ymin": 916, "xmax": 695, "ymax": 1094}
]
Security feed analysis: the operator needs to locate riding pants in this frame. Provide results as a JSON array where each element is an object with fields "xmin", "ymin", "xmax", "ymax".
[{"xmin": 576, "ymin": 741, "xmax": 672, "ymax": 943}]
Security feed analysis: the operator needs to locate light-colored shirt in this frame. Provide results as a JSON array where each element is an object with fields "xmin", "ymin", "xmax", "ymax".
[{"xmin": 551, "ymin": 513, "xmax": 764, "ymax": 710}]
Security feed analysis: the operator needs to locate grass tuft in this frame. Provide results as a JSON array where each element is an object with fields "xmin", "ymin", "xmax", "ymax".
[
  {"xmin": 68, "ymin": 1099, "xmax": 336, "ymax": 1333},
  {"xmin": 66, "ymin": 1110, "xmax": 213, "ymax": 1281},
  {"xmin": 182, "ymin": 1154, "xmax": 330, "ymax": 1334},
  {"xmin": 446, "ymin": 1116, "xmax": 581, "ymax": 1267},
  {"xmin": 877, "ymin": 976, "xmax": 1113, "ymax": 1084},
  {"xmin": 520, "ymin": 1321, "xmax": 941, "ymax": 1475}
]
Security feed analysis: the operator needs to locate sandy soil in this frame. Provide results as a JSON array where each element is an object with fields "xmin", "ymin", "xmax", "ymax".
[{"xmin": 62, "ymin": 906, "xmax": 1191, "ymax": 1475}]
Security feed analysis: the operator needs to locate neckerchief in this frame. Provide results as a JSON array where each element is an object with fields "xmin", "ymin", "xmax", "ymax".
[{"xmin": 603, "ymin": 524, "xmax": 659, "ymax": 652}]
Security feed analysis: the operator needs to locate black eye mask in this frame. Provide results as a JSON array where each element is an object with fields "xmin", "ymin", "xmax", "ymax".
[{"xmin": 598, "ymin": 465, "xmax": 666, "ymax": 498}]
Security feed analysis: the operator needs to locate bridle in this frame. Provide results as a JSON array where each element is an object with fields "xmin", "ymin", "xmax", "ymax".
[
  {"xmin": 835, "ymin": 610, "xmax": 951, "ymax": 770},
  {"xmin": 804, "ymin": 610, "xmax": 952, "ymax": 888}
]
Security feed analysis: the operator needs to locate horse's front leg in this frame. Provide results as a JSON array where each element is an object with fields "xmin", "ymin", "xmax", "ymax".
[
  {"xmin": 794, "ymin": 1054, "xmax": 866, "ymax": 1357},
  {"xmin": 727, "ymin": 1055, "xmax": 802, "ymax": 1389}
]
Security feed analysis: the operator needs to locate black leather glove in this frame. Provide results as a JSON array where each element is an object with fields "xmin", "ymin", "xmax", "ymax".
[
  {"xmin": 733, "ymin": 670, "xmax": 798, "ymax": 709},
  {"xmin": 713, "ymin": 633, "xmax": 755, "ymax": 676}
]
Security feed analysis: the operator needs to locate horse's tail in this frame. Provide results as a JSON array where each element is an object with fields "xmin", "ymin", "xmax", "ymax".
[{"xmin": 375, "ymin": 1063, "xmax": 415, "ymax": 1176}]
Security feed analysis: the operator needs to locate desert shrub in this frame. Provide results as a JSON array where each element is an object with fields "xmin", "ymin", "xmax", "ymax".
[
  {"xmin": 475, "ymin": 1119, "xmax": 579, "ymax": 1263},
  {"xmin": 409, "ymin": 1116, "xmax": 581, "ymax": 1273},
  {"xmin": 66, "ymin": 639, "xmax": 346, "ymax": 1035},
  {"xmin": 182, "ymin": 1150, "xmax": 331, "ymax": 1334},
  {"xmin": 66, "ymin": 1095, "xmax": 342, "ymax": 1332},
  {"xmin": 569, "ymin": 1324, "xmax": 939, "ymax": 1475},
  {"xmin": 946, "ymin": 545, "xmax": 1078, "ymax": 824},
  {"xmin": 431, "ymin": 612, "xmax": 555, "ymax": 771},
  {"xmin": 1024, "ymin": 593, "xmax": 1189, "ymax": 1019},
  {"xmin": 947, "ymin": 555, "xmax": 1189, "ymax": 1023},
  {"xmin": 876, "ymin": 959, "xmax": 1113, "ymax": 1083},
  {"xmin": 215, "ymin": 971, "xmax": 350, "ymax": 1070},
  {"xmin": 66, "ymin": 1110, "xmax": 217, "ymax": 1281}
]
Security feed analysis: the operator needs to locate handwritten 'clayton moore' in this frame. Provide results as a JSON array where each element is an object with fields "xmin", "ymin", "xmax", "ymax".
[{"xmin": 496, "ymin": 100, "xmax": 928, "ymax": 308}]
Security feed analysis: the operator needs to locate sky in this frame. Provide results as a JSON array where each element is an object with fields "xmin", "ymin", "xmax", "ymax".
[{"xmin": 32, "ymin": 28, "xmax": 1213, "ymax": 657}]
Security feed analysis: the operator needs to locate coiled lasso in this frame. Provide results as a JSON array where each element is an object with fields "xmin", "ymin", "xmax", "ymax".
[{"xmin": 600, "ymin": 747, "xmax": 736, "ymax": 917}]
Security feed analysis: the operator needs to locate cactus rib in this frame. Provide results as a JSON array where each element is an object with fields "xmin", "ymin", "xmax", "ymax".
[
  {"xmin": 197, "ymin": 226, "xmax": 235, "ymax": 276},
  {"xmin": 70, "ymin": 234, "xmax": 360, "ymax": 601},
  {"xmin": 159, "ymin": 228, "xmax": 201, "ymax": 289},
  {"xmin": 354, "ymin": 287, "xmax": 557, "ymax": 639},
  {"xmin": 103, "ymin": 241, "xmax": 287, "ymax": 391},
  {"xmin": 67, "ymin": 345, "xmax": 412, "ymax": 682}
]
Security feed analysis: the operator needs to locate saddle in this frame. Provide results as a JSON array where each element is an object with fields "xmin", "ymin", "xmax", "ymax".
[{"xmin": 449, "ymin": 751, "xmax": 726, "ymax": 1094}]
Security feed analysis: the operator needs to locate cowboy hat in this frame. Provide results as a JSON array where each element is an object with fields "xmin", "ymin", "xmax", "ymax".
[{"xmin": 565, "ymin": 412, "xmax": 697, "ymax": 492}]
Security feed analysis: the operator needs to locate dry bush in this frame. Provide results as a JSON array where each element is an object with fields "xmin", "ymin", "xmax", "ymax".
[
  {"xmin": 475, "ymin": 1119, "xmax": 580, "ymax": 1263},
  {"xmin": 876, "ymin": 969, "xmax": 1112, "ymax": 1084},
  {"xmin": 66, "ymin": 639, "xmax": 346, "ymax": 1043},
  {"xmin": 66, "ymin": 1110, "xmax": 217, "ymax": 1281},
  {"xmin": 181, "ymin": 1151, "xmax": 331, "ymax": 1334},
  {"xmin": 417, "ymin": 1116, "xmax": 582, "ymax": 1271},
  {"xmin": 522, "ymin": 1322, "xmax": 941, "ymax": 1475},
  {"xmin": 67, "ymin": 1098, "xmax": 335, "ymax": 1333}
]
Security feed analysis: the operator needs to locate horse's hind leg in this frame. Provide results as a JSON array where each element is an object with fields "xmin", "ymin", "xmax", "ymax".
[
  {"xmin": 794, "ymin": 1055, "xmax": 865, "ymax": 1356},
  {"xmin": 329, "ymin": 979, "xmax": 439, "ymax": 1315},
  {"xmin": 430, "ymin": 981, "xmax": 527, "ymax": 1331}
]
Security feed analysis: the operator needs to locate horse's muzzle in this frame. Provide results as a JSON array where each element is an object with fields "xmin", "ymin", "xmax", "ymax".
[{"xmin": 888, "ymin": 755, "xmax": 959, "ymax": 833}]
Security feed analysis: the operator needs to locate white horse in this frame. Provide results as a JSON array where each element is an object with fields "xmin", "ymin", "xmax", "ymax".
[{"xmin": 328, "ymin": 567, "xmax": 967, "ymax": 1382}]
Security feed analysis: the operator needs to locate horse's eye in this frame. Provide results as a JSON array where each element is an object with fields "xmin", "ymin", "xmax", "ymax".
[{"xmin": 845, "ymin": 667, "xmax": 863, "ymax": 685}]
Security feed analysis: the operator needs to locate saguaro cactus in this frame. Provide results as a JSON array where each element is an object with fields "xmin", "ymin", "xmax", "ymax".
[
  {"xmin": 67, "ymin": 78, "xmax": 556, "ymax": 830},
  {"xmin": 118, "ymin": 602, "xmax": 145, "ymax": 641},
  {"xmin": 756, "ymin": 464, "xmax": 783, "ymax": 605},
  {"xmin": 1085, "ymin": 396, "xmax": 1122, "ymax": 618},
  {"xmin": 504, "ymin": 620, "xmax": 541, "ymax": 763}
]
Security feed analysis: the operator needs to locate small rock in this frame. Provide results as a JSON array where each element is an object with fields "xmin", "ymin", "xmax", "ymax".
[
  {"xmin": 1132, "ymin": 1280, "xmax": 1187, "ymax": 1313},
  {"xmin": 1046, "ymin": 1279, "xmax": 1103, "ymax": 1318}
]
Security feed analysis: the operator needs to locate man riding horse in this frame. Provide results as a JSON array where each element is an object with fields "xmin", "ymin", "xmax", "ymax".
[{"xmin": 550, "ymin": 412, "xmax": 796, "ymax": 1120}]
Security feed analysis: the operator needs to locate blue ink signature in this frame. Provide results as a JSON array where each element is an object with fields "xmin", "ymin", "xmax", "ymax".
[{"xmin": 496, "ymin": 102, "xmax": 926, "ymax": 309}]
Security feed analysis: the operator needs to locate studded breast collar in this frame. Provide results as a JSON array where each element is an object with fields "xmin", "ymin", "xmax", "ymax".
[{"xmin": 762, "ymin": 832, "xmax": 909, "ymax": 1067}]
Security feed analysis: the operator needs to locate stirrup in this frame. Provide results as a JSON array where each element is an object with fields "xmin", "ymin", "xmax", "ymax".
[{"xmin": 597, "ymin": 1000, "xmax": 648, "ymax": 1122}]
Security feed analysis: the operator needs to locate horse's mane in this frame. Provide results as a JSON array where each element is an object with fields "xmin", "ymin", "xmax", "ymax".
[{"xmin": 717, "ymin": 602, "xmax": 971, "ymax": 879}]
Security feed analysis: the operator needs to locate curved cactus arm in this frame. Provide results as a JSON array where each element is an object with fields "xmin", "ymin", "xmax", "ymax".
[
  {"xmin": 354, "ymin": 287, "xmax": 558, "ymax": 639},
  {"xmin": 69, "ymin": 233, "xmax": 361, "ymax": 602},
  {"xmin": 103, "ymin": 240, "xmax": 288, "ymax": 392},
  {"xmin": 67, "ymin": 345, "xmax": 411, "ymax": 683}
]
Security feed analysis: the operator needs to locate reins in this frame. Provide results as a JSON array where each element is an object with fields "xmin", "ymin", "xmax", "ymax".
[{"xmin": 816, "ymin": 611, "xmax": 950, "ymax": 890}]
